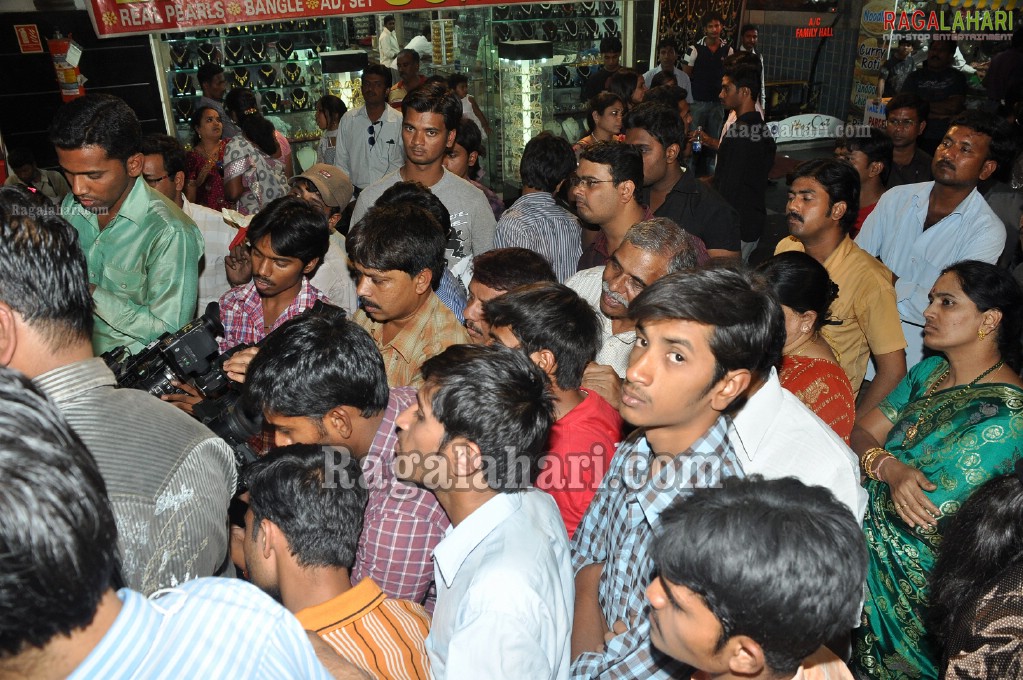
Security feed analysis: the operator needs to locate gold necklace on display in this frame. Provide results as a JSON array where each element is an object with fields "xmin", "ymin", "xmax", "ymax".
[{"xmin": 904, "ymin": 360, "xmax": 1005, "ymax": 443}]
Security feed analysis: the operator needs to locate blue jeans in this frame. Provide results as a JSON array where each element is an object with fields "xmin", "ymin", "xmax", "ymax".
[{"xmin": 690, "ymin": 100, "xmax": 724, "ymax": 177}]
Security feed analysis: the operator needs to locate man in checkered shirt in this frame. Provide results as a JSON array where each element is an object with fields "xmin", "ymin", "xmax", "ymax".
[{"xmin": 570, "ymin": 266, "xmax": 783, "ymax": 679}]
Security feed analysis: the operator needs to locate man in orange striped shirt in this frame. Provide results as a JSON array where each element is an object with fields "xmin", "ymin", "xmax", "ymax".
[{"xmin": 243, "ymin": 444, "xmax": 432, "ymax": 679}]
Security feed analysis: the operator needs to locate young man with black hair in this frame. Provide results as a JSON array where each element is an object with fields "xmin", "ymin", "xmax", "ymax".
[
  {"xmin": 485, "ymin": 282, "xmax": 622, "ymax": 537},
  {"xmin": 50, "ymin": 93, "xmax": 204, "ymax": 355},
  {"xmin": 582, "ymin": 36, "xmax": 624, "ymax": 101},
  {"xmin": 713, "ymin": 52, "xmax": 775, "ymax": 262},
  {"xmin": 884, "ymin": 92, "xmax": 932, "ymax": 188},
  {"xmin": 245, "ymin": 310, "xmax": 450, "ymax": 610},
  {"xmin": 335, "ymin": 64, "xmax": 404, "ymax": 192},
  {"xmin": 642, "ymin": 38, "xmax": 693, "ymax": 100},
  {"xmin": 348, "ymin": 202, "xmax": 469, "ymax": 387},
  {"xmin": 389, "ymin": 48, "xmax": 427, "ymax": 109},
  {"xmin": 683, "ymin": 11, "xmax": 734, "ymax": 176},
  {"xmin": 495, "ymin": 132, "xmax": 581, "ymax": 281},
  {"xmin": 570, "ymin": 267, "xmax": 770, "ymax": 679},
  {"xmin": 833, "ymin": 127, "xmax": 893, "ymax": 236},
  {"xmin": 878, "ymin": 39, "xmax": 915, "ymax": 99},
  {"xmin": 196, "ymin": 62, "xmax": 241, "ymax": 138},
  {"xmin": 243, "ymin": 445, "xmax": 432, "ymax": 676},
  {"xmin": 775, "ymin": 158, "xmax": 906, "ymax": 417},
  {"xmin": 352, "ymin": 82, "xmax": 497, "ymax": 280},
  {"xmin": 443, "ymin": 117, "xmax": 504, "ymax": 221},
  {"xmin": 217, "ymin": 195, "xmax": 329, "ymax": 352},
  {"xmin": 623, "ymin": 102, "xmax": 740, "ymax": 259},
  {"xmin": 647, "ymin": 477, "xmax": 867, "ymax": 680},
  {"xmin": 858, "ymin": 109, "xmax": 1013, "ymax": 368},
  {"xmin": 3, "ymin": 147, "xmax": 70, "ymax": 204},
  {"xmin": 0, "ymin": 186, "xmax": 235, "ymax": 596},
  {"xmin": 574, "ymin": 141, "xmax": 649, "ymax": 270},
  {"xmin": 0, "ymin": 368, "xmax": 333, "ymax": 678},
  {"xmin": 378, "ymin": 15, "xmax": 399, "ymax": 69},
  {"xmin": 141, "ymin": 132, "xmax": 235, "ymax": 313},
  {"xmin": 462, "ymin": 247, "xmax": 557, "ymax": 343},
  {"xmin": 395, "ymin": 344, "xmax": 574, "ymax": 679},
  {"xmin": 738, "ymin": 24, "xmax": 766, "ymax": 112}
]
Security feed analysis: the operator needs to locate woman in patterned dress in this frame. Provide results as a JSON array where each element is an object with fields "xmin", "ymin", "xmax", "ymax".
[{"xmin": 223, "ymin": 88, "xmax": 292, "ymax": 215}]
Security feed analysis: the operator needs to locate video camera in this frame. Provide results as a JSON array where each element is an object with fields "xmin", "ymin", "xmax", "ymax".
[{"xmin": 102, "ymin": 303, "xmax": 261, "ymax": 468}]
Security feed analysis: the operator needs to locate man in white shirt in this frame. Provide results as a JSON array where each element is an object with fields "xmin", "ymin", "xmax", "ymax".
[
  {"xmin": 378, "ymin": 15, "xmax": 399, "ymax": 69},
  {"xmin": 405, "ymin": 26, "xmax": 432, "ymax": 60},
  {"xmin": 334, "ymin": 64, "xmax": 405, "ymax": 192},
  {"xmin": 395, "ymin": 344, "xmax": 573, "ymax": 679},
  {"xmin": 141, "ymin": 133, "xmax": 233, "ymax": 314},
  {"xmin": 642, "ymin": 38, "xmax": 693, "ymax": 103},
  {"xmin": 857, "ymin": 110, "xmax": 1014, "ymax": 367}
]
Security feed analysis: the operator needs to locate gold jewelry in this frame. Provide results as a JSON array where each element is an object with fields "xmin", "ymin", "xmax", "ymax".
[
  {"xmin": 278, "ymin": 39, "xmax": 294, "ymax": 60},
  {"xmin": 225, "ymin": 40, "xmax": 244, "ymax": 64},
  {"xmin": 263, "ymin": 91, "xmax": 281, "ymax": 112},
  {"xmin": 171, "ymin": 73, "xmax": 194, "ymax": 96},
  {"xmin": 197, "ymin": 42, "xmax": 216, "ymax": 65},
  {"xmin": 283, "ymin": 63, "xmax": 303, "ymax": 84},
  {"xmin": 978, "ymin": 328, "xmax": 987, "ymax": 340},
  {"xmin": 250, "ymin": 39, "xmax": 266, "ymax": 62},
  {"xmin": 904, "ymin": 360, "xmax": 1005, "ymax": 443},
  {"xmin": 169, "ymin": 44, "xmax": 190, "ymax": 68},
  {"xmin": 258, "ymin": 65, "xmax": 277, "ymax": 86},
  {"xmin": 861, "ymin": 447, "xmax": 889, "ymax": 480},
  {"xmin": 291, "ymin": 88, "xmax": 308, "ymax": 110},
  {"xmin": 232, "ymin": 68, "xmax": 250, "ymax": 88}
]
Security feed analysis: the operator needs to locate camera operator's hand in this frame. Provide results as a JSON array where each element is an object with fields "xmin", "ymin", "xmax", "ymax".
[
  {"xmin": 225, "ymin": 244, "xmax": 252, "ymax": 286},
  {"xmin": 162, "ymin": 380, "xmax": 205, "ymax": 415},
  {"xmin": 223, "ymin": 346, "xmax": 260, "ymax": 384}
]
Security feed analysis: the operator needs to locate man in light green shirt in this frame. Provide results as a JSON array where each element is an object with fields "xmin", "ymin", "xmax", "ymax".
[{"xmin": 50, "ymin": 94, "xmax": 203, "ymax": 355}]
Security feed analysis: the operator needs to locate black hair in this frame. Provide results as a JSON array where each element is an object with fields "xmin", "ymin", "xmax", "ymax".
[
  {"xmin": 650, "ymin": 71, "xmax": 679, "ymax": 89},
  {"xmin": 347, "ymin": 203, "xmax": 446, "ymax": 291},
  {"xmin": 702, "ymin": 10, "xmax": 725, "ymax": 26},
  {"xmin": 453, "ymin": 116, "xmax": 485, "ymax": 157},
  {"xmin": 362, "ymin": 63, "xmax": 393, "ymax": 89},
  {"xmin": 244, "ymin": 444, "xmax": 367, "ymax": 569},
  {"xmin": 190, "ymin": 105, "xmax": 223, "ymax": 146},
  {"xmin": 402, "ymin": 81, "xmax": 461, "ymax": 132},
  {"xmin": 224, "ymin": 88, "xmax": 279, "ymax": 156},
  {"xmin": 600, "ymin": 36, "xmax": 622, "ymax": 54},
  {"xmin": 197, "ymin": 62, "xmax": 224, "ymax": 88},
  {"xmin": 834, "ymin": 126, "xmax": 894, "ymax": 185},
  {"xmin": 246, "ymin": 307, "xmax": 389, "ymax": 420},
  {"xmin": 948, "ymin": 110, "xmax": 1017, "ymax": 174},
  {"xmin": 656, "ymin": 37, "xmax": 677, "ymax": 51},
  {"xmin": 383, "ymin": 14, "xmax": 394, "ymax": 22},
  {"xmin": 378, "ymin": 180, "xmax": 453, "ymax": 241},
  {"xmin": 140, "ymin": 133, "xmax": 187, "ymax": 180},
  {"xmin": 624, "ymin": 101, "xmax": 685, "ymax": 151},
  {"xmin": 398, "ymin": 48, "xmax": 421, "ymax": 64},
  {"xmin": 316, "ymin": 94, "xmax": 347, "ymax": 128},
  {"xmin": 791, "ymin": 158, "xmax": 861, "ymax": 234},
  {"xmin": 48, "ymin": 93, "xmax": 141, "ymax": 161},
  {"xmin": 471, "ymin": 248, "xmax": 557, "ymax": 292},
  {"xmin": 756, "ymin": 251, "xmax": 839, "ymax": 332},
  {"xmin": 0, "ymin": 367, "xmax": 118, "ymax": 657},
  {"xmin": 579, "ymin": 141, "xmax": 644, "ymax": 191},
  {"xmin": 0, "ymin": 186, "xmax": 93, "ymax": 347},
  {"xmin": 722, "ymin": 51, "xmax": 763, "ymax": 101},
  {"xmin": 628, "ymin": 266, "xmax": 784, "ymax": 397},
  {"xmin": 585, "ymin": 91, "xmax": 625, "ymax": 132},
  {"xmin": 607, "ymin": 69, "xmax": 643, "ymax": 108},
  {"xmin": 942, "ymin": 260, "xmax": 1023, "ymax": 373},
  {"xmin": 519, "ymin": 132, "xmax": 576, "ymax": 193},
  {"xmin": 644, "ymin": 84, "xmax": 687, "ymax": 109},
  {"xmin": 6, "ymin": 148, "xmax": 34, "ymax": 169},
  {"xmin": 247, "ymin": 195, "xmax": 330, "ymax": 266},
  {"xmin": 740, "ymin": 23, "xmax": 759, "ymax": 35},
  {"xmin": 886, "ymin": 92, "xmax": 930, "ymax": 121},
  {"xmin": 652, "ymin": 476, "xmax": 867, "ymax": 675},
  {"xmin": 423, "ymin": 75, "xmax": 448, "ymax": 88},
  {"xmin": 421, "ymin": 344, "xmax": 555, "ymax": 490},
  {"xmin": 930, "ymin": 466, "xmax": 1023, "ymax": 651},
  {"xmin": 447, "ymin": 73, "xmax": 469, "ymax": 89},
  {"xmin": 623, "ymin": 217, "xmax": 700, "ymax": 274},
  {"xmin": 485, "ymin": 282, "xmax": 600, "ymax": 390}
]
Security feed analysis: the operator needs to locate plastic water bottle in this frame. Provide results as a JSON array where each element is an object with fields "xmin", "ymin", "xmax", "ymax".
[{"xmin": 691, "ymin": 126, "xmax": 702, "ymax": 154}]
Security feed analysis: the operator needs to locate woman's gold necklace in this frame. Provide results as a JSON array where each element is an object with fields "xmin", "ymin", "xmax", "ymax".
[{"xmin": 904, "ymin": 360, "xmax": 1004, "ymax": 443}]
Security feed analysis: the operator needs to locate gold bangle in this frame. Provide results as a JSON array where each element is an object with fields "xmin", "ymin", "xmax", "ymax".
[{"xmin": 861, "ymin": 447, "xmax": 886, "ymax": 478}]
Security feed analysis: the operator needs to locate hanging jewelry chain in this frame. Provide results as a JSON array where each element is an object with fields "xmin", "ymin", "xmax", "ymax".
[{"xmin": 904, "ymin": 360, "xmax": 1005, "ymax": 443}]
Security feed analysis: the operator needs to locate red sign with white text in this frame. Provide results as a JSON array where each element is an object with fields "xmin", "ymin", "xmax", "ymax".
[
  {"xmin": 14, "ymin": 24, "xmax": 44, "ymax": 53},
  {"xmin": 87, "ymin": 0, "xmax": 524, "ymax": 37}
]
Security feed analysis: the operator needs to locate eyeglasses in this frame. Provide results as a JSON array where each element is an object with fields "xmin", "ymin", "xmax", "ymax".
[
  {"xmin": 368, "ymin": 122, "xmax": 379, "ymax": 146},
  {"xmin": 144, "ymin": 175, "xmax": 169, "ymax": 186},
  {"xmin": 887, "ymin": 118, "xmax": 918, "ymax": 128},
  {"xmin": 569, "ymin": 177, "xmax": 615, "ymax": 189}
]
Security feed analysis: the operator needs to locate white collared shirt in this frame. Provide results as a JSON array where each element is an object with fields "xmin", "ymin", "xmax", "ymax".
[
  {"xmin": 566, "ymin": 267, "xmax": 635, "ymax": 378},
  {"xmin": 182, "ymin": 196, "xmax": 235, "ymax": 314},
  {"xmin": 428, "ymin": 490, "xmax": 574, "ymax": 680}
]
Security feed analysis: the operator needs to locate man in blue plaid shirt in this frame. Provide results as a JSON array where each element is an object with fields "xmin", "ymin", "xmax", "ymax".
[{"xmin": 569, "ymin": 266, "xmax": 784, "ymax": 679}]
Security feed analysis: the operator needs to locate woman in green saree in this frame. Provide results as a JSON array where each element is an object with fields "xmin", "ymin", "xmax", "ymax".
[{"xmin": 849, "ymin": 260, "xmax": 1023, "ymax": 680}]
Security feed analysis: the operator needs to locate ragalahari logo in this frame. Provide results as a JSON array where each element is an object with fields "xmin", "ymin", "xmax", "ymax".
[{"xmin": 880, "ymin": 9, "xmax": 1014, "ymax": 40}]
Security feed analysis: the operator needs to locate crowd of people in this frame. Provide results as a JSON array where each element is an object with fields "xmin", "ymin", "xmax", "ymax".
[{"xmin": 1, "ymin": 15, "xmax": 1023, "ymax": 680}]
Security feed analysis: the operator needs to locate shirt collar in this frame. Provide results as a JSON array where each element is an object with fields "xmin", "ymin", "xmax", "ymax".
[
  {"xmin": 33, "ymin": 358, "xmax": 117, "ymax": 404},
  {"xmin": 66, "ymin": 177, "xmax": 151, "ymax": 230},
  {"xmin": 379, "ymin": 293, "xmax": 445, "ymax": 364},
  {"xmin": 294, "ymin": 578, "xmax": 385, "ymax": 631},
  {"xmin": 434, "ymin": 492, "xmax": 521, "ymax": 587},
  {"xmin": 72, "ymin": 589, "xmax": 163, "ymax": 678},
  {"xmin": 730, "ymin": 367, "xmax": 781, "ymax": 463}
]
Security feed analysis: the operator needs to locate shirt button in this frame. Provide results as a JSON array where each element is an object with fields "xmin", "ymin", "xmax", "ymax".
[{"xmin": 120, "ymin": 283, "xmax": 127, "ymax": 289}]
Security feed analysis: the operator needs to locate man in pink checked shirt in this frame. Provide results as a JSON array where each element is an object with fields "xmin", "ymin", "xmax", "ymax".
[{"xmin": 245, "ymin": 308, "xmax": 448, "ymax": 612}]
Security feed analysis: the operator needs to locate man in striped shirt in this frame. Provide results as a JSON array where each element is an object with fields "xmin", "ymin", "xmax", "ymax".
[{"xmin": 243, "ymin": 445, "xmax": 432, "ymax": 679}]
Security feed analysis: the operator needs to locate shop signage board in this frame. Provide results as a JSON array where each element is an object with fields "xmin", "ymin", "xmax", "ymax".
[{"xmin": 87, "ymin": 0, "xmax": 536, "ymax": 37}]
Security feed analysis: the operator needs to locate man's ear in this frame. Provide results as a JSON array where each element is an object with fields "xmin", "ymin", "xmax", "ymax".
[
  {"xmin": 830, "ymin": 200, "xmax": 848, "ymax": 223},
  {"xmin": 0, "ymin": 302, "xmax": 18, "ymax": 367},
  {"xmin": 710, "ymin": 368, "xmax": 752, "ymax": 412},
  {"xmin": 979, "ymin": 158, "xmax": 998, "ymax": 182},
  {"xmin": 325, "ymin": 406, "xmax": 354, "ymax": 441},
  {"xmin": 173, "ymin": 170, "xmax": 186, "ymax": 195},
  {"xmin": 445, "ymin": 129, "xmax": 457, "ymax": 150},
  {"xmin": 125, "ymin": 152, "xmax": 144, "ymax": 178},
  {"xmin": 302, "ymin": 257, "xmax": 321, "ymax": 275},
  {"xmin": 530, "ymin": 348, "xmax": 558, "ymax": 381},
  {"xmin": 724, "ymin": 635, "xmax": 768, "ymax": 676},
  {"xmin": 468, "ymin": 151, "xmax": 480, "ymax": 168},
  {"xmin": 868, "ymin": 161, "xmax": 885, "ymax": 179},
  {"xmin": 665, "ymin": 142, "xmax": 681, "ymax": 164},
  {"xmin": 259, "ymin": 519, "xmax": 278, "ymax": 559},
  {"xmin": 413, "ymin": 268, "xmax": 432, "ymax": 295},
  {"xmin": 327, "ymin": 212, "xmax": 342, "ymax": 232},
  {"xmin": 619, "ymin": 179, "xmax": 636, "ymax": 203},
  {"xmin": 450, "ymin": 437, "xmax": 483, "ymax": 479}
]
